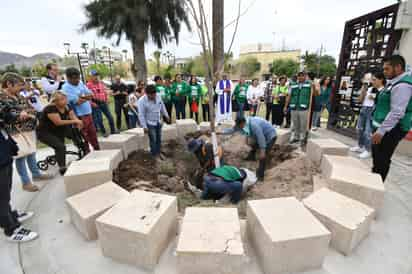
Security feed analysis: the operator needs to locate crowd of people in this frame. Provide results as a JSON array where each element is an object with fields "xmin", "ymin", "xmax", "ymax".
[{"xmin": 0, "ymin": 54, "xmax": 411, "ymax": 243}]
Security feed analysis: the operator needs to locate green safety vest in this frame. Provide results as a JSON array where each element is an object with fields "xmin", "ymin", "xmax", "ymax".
[
  {"xmin": 372, "ymin": 74, "xmax": 412, "ymax": 132},
  {"xmin": 289, "ymin": 81, "xmax": 312, "ymax": 110},
  {"xmin": 210, "ymin": 165, "xmax": 243, "ymax": 181},
  {"xmin": 156, "ymin": 84, "xmax": 168, "ymax": 101}
]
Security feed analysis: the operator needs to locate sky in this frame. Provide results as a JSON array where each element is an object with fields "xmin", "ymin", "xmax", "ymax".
[{"xmin": 0, "ymin": 0, "xmax": 398, "ymax": 62}]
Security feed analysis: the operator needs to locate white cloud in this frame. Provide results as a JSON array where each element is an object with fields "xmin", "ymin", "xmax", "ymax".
[{"xmin": 0, "ymin": 0, "xmax": 398, "ymax": 61}]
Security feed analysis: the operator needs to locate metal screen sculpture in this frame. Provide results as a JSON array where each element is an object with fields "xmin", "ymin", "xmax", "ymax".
[{"xmin": 329, "ymin": 3, "xmax": 402, "ymax": 137}]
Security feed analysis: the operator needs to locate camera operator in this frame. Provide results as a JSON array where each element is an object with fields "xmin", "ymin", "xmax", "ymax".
[{"xmin": 0, "ymin": 73, "xmax": 39, "ymax": 242}]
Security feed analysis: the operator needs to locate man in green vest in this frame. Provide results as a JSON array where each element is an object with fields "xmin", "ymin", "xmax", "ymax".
[
  {"xmin": 284, "ymin": 72, "xmax": 315, "ymax": 145},
  {"xmin": 199, "ymin": 165, "xmax": 257, "ymax": 204},
  {"xmin": 371, "ymin": 55, "xmax": 412, "ymax": 181}
]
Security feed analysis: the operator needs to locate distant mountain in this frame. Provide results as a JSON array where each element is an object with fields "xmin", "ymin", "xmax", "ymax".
[{"xmin": 0, "ymin": 51, "xmax": 61, "ymax": 68}]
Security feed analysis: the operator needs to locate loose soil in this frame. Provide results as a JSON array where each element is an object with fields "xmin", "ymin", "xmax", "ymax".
[{"xmin": 112, "ymin": 131, "xmax": 319, "ymax": 216}]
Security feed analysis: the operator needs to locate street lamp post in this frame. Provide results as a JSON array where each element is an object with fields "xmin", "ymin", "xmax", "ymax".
[{"xmin": 64, "ymin": 42, "xmax": 89, "ymax": 82}]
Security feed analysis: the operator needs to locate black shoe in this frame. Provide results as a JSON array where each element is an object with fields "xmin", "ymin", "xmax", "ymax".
[{"xmin": 59, "ymin": 167, "xmax": 67, "ymax": 176}]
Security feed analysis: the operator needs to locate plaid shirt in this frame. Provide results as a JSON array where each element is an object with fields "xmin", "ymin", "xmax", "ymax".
[{"xmin": 86, "ymin": 81, "xmax": 108, "ymax": 103}]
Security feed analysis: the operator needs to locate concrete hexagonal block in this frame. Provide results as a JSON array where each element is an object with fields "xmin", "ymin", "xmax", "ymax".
[
  {"xmin": 307, "ymin": 138, "xmax": 349, "ymax": 165},
  {"xmin": 303, "ymin": 188, "xmax": 375, "ymax": 255},
  {"xmin": 96, "ymin": 190, "xmax": 178, "ymax": 269},
  {"xmin": 121, "ymin": 128, "xmax": 149, "ymax": 150},
  {"xmin": 313, "ymin": 175, "xmax": 329, "ymax": 192},
  {"xmin": 98, "ymin": 134, "xmax": 138, "ymax": 158},
  {"xmin": 217, "ymin": 120, "xmax": 235, "ymax": 130},
  {"xmin": 321, "ymin": 155, "xmax": 369, "ymax": 178},
  {"xmin": 199, "ymin": 121, "xmax": 211, "ymax": 131},
  {"xmin": 275, "ymin": 128, "xmax": 291, "ymax": 145},
  {"xmin": 176, "ymin": 207, "xmax": 246, "ymax": 274},
  {"xmin": 327, "ymin": 165, "xmax": 385, "ymax": 213},
  {"xmin": 247, "ymin": 197, "xmax": 331, "ymax": 274},
  {"xmin": 82, "ymin": 149, "xmax": 123, "ymax": 171},
  {"xmin": 162, "ymin": 124, "xmax": 178, "ymax": 141},
  {"xmin": 176, "ymin": 119, "xmax": 198, "ymax": 138},
  {"xmin": 64, "ymin": 158, "xmax": 112, "ymax": 197},
  {"xmin": 66, "ymin": 182, "xmax": 129, "ymax": 240}
]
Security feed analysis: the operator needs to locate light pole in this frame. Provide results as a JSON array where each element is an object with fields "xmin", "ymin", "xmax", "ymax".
[
  {"xmin": 102, "ymin": 46, "xmax": 114, "ymax": 83},
  {"xmin": 64, "ymin": 42, "xmax": 89, "ymax": 82}
]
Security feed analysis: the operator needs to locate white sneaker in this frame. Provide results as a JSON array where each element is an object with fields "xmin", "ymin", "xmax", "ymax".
[
  {"xmin": 350, "ymin": 146, "xmax": 363, "ymax": 153},
  {"xmin": 312, "ymin": 127, "xmax": 318, "ymax": 131},
  {"xmin": 17, "ymin": 211, "xmax": 34, "ymax": 223},
  {"xmin": 359, "ymin": 150, "xmax": 371, "ymax": 159},
  {"xmin": 7, "ymin": 227, "xmax": 39, "ymax": 243}
]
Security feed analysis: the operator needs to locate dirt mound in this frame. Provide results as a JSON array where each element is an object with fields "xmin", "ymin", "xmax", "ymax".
[{"xmin": 248, "ymin": 154, "xmax": 318, "ymax": 201}]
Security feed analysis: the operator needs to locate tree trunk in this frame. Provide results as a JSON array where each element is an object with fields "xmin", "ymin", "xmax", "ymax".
[
  {"xmin": 132, "ymin": 35, "xmax": 147, "ymax": 83},
  {"xmin": 213, "ymin": 0, "xmax": 224, "ymax": 80}
]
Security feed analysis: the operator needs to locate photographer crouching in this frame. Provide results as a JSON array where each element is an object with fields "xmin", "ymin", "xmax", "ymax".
[{"xmin": 0, "ymin": 73, "xmax": 39, "ymax": 242}]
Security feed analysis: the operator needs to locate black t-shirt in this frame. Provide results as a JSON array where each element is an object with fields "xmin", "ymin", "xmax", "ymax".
[
  {"xmin": 38, "ymin": 105, "xmax": 71, "ymax": 137},
  {"xmin": 111, "ymin": 82, "xmax": 128, "ymax": 101}
]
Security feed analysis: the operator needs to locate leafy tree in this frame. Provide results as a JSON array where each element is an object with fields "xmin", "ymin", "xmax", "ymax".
[
  {"xmin": 112, "ymin": 62, "xmax": 129, "ymax": 78},
  {"xmin": 4, "ymin": 64, "xmax": 19, "ymax": 73},
  {"xmin": 182, "ymin": 59, "xmax": 194, "ymax": 75},
  {"xmin": 82, "ymin": 0, "xmax": 190, "ymax": 82},
  {"xmin": 31, "ymin": 62, "xmax": 47, "ymax": 77},
  {"xmin": 20, "ymin": 66, "xmax": 32, "ymax": 77},
  {"xmin": 270, "ymin": 59, "xmax": 299, "ymax": 77},
  {"xmin": 302, "ymin": 52, "xmax": 337, "ymax": 77},
  {"xmin": 237, "ymin": 57, "xmax": 260, "ymax": 78},
  {"xmin": 86, "ymin": 63, "xmax": 110, "ymax": 79}
]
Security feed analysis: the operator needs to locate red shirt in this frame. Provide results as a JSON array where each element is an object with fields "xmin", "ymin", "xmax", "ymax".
[{"xmin": 87, "ymin": 81, "xmax": 108, "ymax": 103}]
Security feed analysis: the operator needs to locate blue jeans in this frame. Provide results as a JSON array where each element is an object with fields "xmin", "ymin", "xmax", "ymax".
[
  {"xmin": 92, "ymin": 103, "xmax": 116, "ymax": 134},
  {"xmin": 312, "ymin": 111, "xmax": 321, "ymax": 128},
  {"xmin": 147, "ymin": 123, "xmax": 162, "ymax": 156},
  {"xmin": 15, "ymin": 153, "xmax": 42, "ymax": 185},
  {"xmin": 236, "ymin": 102, "xmax": 245, "ymax": 120},
  {"xmin": 357, "ymin": 106, "xmax": 374, "ymax": 151},
  {"xmin": 202, "ymin": 175, "xmax": 243, "ymax": 204},
  {"xmin": 128, "ymin": 113, "xmax": 138, "ymax": 128}
]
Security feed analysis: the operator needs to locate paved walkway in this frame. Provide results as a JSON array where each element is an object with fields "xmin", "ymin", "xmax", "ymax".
[{"xmin": 1, "ymin": 130, "xmax": 412, "ymax": 274}]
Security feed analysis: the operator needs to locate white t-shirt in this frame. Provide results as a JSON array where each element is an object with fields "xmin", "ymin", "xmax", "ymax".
[
  {"xmin": 128, "ymin": 93, "xmax": 139, "ymax": 114},
  {"xmin": 20, "ymin": 89, "xmax": 44, "ymax": 112},
  {"xmin": 362, "ymin": 87, "xmax": 377, "ymax": 107},
  {"xmin": 247, "ymin": 85, "xmax": 263, "ymax": 102}
]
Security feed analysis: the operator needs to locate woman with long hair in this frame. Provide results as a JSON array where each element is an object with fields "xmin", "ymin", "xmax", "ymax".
[{"xmin": 189, "ymin": 75, "xmax": 202, "ymax": 123}]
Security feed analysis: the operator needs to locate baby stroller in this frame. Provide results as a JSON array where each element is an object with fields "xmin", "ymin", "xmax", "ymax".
[{"xmin": 37, "ymin": 126, "xmax": 89, "ymax": 171}]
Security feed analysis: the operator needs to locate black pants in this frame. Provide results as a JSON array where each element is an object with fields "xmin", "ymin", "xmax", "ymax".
[
  {"xmin": 272, "ymin": 104, "xmax": 284, "ymax": 126},
  {"xmin": 165, "ymin": 102, "xmax": 173, "ymax": 123},
  {"xmin": 250, "ymin": 137, "xmax": 276, "ymax": 180},
  {"xmin": 190, "ymin": 111, "xmax": 200, "ymax": 123},
  {"xmin": 265, "ymin": 103, "xmax": 272, "ymax": 121},
  {"xmin": 202, "ymin": 104, "xmax": 210, "ymax": 122},
  {"xmin": 285, "ymin": 107, "xmax": 291, "ymax": 128},
  {"xmin": 37, "ymin": 129, "xmax": 73, "ymax": 169},
  {"xmin": 114, "ymin": 99, "xmax": 129, "ymax": 130},
  {"xmin": 0, "ymin": 164, "xmax": 20, "ymax": 236},
  {"xmin": 372, "ymin": 124, "xmax": 407, "ymax": 182}
]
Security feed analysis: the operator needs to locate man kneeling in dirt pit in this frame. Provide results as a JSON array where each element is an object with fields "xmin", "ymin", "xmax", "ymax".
[
  {"xmin": 235, "ymin": 116, "xmax": 277, "ymax": 181},
  {"xmin": 188, "ymin": 165, "xmax": 257, "ymax": 204},
  {"xmin": 187, "ymin": 138, "xmax": 223, "ymax": 172}
]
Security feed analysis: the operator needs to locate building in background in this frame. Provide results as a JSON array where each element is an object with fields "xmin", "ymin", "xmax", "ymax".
[{"xmin": 239, "ymin": 43, "xmax": 301, "ymax": 79}]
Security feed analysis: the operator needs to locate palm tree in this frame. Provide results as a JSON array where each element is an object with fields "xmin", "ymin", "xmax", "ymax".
[{"xmin": 82, "ymin": 0, "xmax": 190, "ymax": 82}]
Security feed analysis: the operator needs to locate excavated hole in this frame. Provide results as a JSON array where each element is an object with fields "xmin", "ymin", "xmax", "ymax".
[{"xmin": 112, "ymin": 131, "xmax": 319, "ymax": 217}]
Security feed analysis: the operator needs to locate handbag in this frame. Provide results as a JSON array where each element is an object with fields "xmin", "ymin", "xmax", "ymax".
[{"xmin": 12, "ymin": 130, "xmax": 37, "ymax": 159}]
